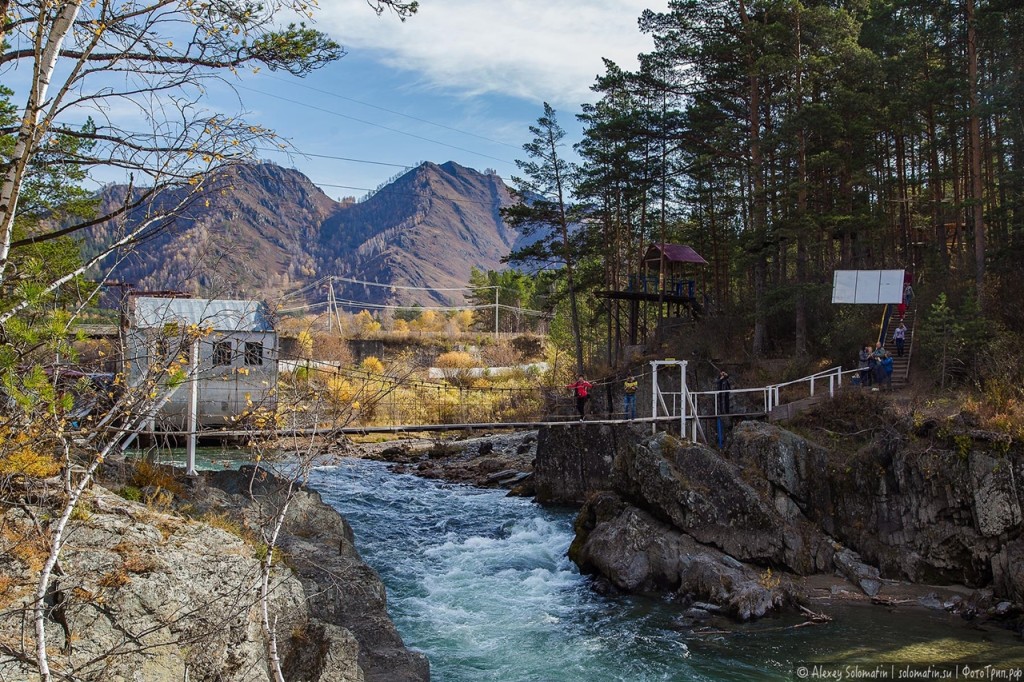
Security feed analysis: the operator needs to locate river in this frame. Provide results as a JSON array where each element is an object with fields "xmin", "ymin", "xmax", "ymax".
[{"xmin": 307, "ymin": 459, "xmax": 1020, "ymax": 682}]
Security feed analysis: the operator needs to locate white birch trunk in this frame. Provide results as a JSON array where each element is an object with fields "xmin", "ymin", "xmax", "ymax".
[{"xmin": 0, "ymin": 0, "xmax": 84, "ymax": 286}]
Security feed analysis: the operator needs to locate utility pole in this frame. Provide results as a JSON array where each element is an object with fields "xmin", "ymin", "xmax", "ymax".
[
  {"xmin": 186, "ymin": 336, "xmax": 199, "ymax": 476},
  {"xmin": 327, "ymin": 278, "xmax": 335, "ymax": 333},
  {"xmin": 494, "ymin": 286, "xmax": 499, "ymax": 341}
]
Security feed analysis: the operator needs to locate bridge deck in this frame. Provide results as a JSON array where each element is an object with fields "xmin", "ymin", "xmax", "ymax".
[{"xmin": 122, "ymin": 412, "xmax": 765, "ymax": 439}]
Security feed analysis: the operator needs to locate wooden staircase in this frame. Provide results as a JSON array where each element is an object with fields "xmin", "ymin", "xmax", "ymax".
[{"xmin": 881, "ymin": 304, "xmax": 915, "ymax": 385}]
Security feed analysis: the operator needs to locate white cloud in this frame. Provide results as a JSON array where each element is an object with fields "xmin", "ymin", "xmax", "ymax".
[{"xmin": 319, "ymin": 0, "xmax": 664, "ymax": 106}]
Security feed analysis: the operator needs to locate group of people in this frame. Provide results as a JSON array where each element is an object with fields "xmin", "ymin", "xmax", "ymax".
[
  {"xmin": 858, "ymin": 341, "xmax": 894, "ymax": 389},
  {"xmin": 566, "ymin": 373, "xmax": 640, "ymax": 421},
  {"xmin": 568, "ymin": 369, "xmax": 731, "ymax": 421}
]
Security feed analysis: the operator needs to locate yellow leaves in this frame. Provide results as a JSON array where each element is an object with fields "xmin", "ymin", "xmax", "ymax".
[
  {"xmin": 166, "ymin": 40, "xmax": 173, "ymax": 48},
  {"xmin": 0, "ymin": 428, "xmax": 60, "ymax": 478},
  {"xmin": 325, "ymin": 376, "xmax": 355, "ymax": 406},
  {"xmin": 360, "ymin": 356, "xmax": 385, "ymax": 375}
]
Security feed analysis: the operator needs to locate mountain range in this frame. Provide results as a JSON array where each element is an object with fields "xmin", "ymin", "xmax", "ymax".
[{"xmin": 94, "ymin": 161, "xmax": 523, "ymax": 308}]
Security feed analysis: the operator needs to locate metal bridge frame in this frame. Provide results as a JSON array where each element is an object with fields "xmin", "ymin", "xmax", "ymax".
[
  {"xmin": 115, "ymin": 364, "xmax": 860, "ymax": 464},
  {"xmin": 649, "ymin": 359, "xmax": 692, "ymax": 438}
]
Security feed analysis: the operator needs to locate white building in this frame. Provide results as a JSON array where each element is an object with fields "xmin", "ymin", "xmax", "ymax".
[{"xmin": 124, "ymin": 296, "xmax": 277, "ymax": 430}]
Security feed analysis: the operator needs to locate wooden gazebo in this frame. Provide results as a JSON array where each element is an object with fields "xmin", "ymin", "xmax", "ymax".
[{"xmin": 597, "ymin": 243, "xmax": 709, "ymax": 350}]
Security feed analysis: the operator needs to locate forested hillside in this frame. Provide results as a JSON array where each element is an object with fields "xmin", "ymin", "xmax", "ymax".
[
  {"xmin": 547, "ymin": 0, "xmax": 1022, "ymax": 364},
  {"xmin": 317, "ymin": 161, "xmax": 519, "ymax": 306}
]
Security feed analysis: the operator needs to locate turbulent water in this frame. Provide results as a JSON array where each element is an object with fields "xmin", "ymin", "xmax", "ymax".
[{"xmin": 310, "ymin": 459, "xmax": 1022, "ymax": 682}]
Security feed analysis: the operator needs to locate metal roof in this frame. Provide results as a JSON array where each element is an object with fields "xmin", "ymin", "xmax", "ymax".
[
  {"xmin": 645, "ymin": 243, "xmax": 708, "ymax": 265},
  {"xmin": 130, "ymin": 297, "xmax": 274, "ymax": 332}
]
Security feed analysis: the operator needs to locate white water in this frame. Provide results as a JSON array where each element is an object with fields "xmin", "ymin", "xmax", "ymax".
[{"xmin": 309, "ymin": 459, "xmax": 1024, "ymax": 682}]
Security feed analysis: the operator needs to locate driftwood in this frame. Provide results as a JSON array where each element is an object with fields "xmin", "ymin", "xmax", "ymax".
[
  {"xmin": 690, "ymin": 607, "xmax": 833, "ymax": 637},
  {"xmin": 871, "ymin": 595, "xmax": 914, "ymax": 607},
  {"xmin": 798, "ymin": 605, "xmax": 833, "ymax": 623}
]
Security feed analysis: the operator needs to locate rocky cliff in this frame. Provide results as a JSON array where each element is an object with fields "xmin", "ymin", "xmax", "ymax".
[
  {"xmin": 0, "ymin": 466, "xmax": 428, "ymax": 681},
  {"xmin": 535, "ymin": 419, "xmax": 1024, "ymax": 622}
]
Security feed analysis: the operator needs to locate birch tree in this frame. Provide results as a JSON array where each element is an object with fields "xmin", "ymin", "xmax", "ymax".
[{"xmin": 0, "ymin": 2, "xmax": 418, "ymax": 679}]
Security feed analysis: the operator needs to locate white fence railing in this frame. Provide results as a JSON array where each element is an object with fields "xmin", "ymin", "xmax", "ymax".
[{"xmin": 651, "ymin": 364, "xmax": 857, "ymax": 444}]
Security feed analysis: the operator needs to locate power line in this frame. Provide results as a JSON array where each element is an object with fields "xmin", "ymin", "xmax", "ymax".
[
  {"xmin": 255, "ymin": 148, "xmax": 412, "ymax": 169},
  {"xmin": 236, "ymin": 84, "xmax": 515, "ymax": 167},
  {"xmin": 331, "ymin": 274, "xmax": 479, "ymax": 293},
  {"xmin": 263, "ymin": 74, "xmax": 522, "ymax": 151}
]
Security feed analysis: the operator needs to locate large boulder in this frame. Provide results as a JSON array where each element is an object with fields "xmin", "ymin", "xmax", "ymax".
[
  {"xmin": 611, "ymin": 431, "xmax": 832, "ymax": 574},
  {"xmin": 570, "ymin": 492, "xmax": 790, "ymax": 620}
]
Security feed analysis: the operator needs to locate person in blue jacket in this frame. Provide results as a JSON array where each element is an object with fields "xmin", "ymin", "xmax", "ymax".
[{"xmin": 881, "ymin": 352, "xmax": 894, "ymax": 389}]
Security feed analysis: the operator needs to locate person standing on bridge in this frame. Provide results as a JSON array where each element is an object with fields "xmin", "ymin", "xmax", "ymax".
[
  {"xmin": 716, "ymin": 371, "xmax": 732, "ymax": 415},
  {"xmin": 623, "ymin": 374, "xmax": 638, "ymax": 420},
  {"xmin": 568, "ymin": 375, "xmax": 593, "ymax": 421}
]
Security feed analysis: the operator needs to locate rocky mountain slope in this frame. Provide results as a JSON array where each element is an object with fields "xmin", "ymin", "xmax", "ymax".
[
  {"xmin": 318, "ymin": 161, "xmax": 518, "ymax": 307},
  {"xmin": 92, "ymin": 161, "xmax": 520, "ymax": 306}
]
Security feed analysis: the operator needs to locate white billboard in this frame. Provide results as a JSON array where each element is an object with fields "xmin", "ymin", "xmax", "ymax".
[{"xmin": 832, "ymin": 270, "xmax": 904, "ymax": 304}]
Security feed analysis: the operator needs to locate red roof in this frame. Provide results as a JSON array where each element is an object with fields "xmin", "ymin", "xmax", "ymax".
[{"xmin": 645, "ymin": 243, "xmax": 708, "ymax": 265}]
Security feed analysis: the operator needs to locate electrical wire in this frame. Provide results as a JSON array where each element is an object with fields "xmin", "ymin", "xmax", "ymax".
[
  {"xmin": 262, "ymin": 74, "xmax": 522, "ymax": 151},
  {"xmin": 235, "ymin": 84, "xmax": 515, "ymax": 167}
]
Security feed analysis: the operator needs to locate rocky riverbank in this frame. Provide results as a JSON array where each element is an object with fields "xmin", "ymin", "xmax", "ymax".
[
  {"xmin": 359, "ymin": 415, "xmax": 1024, "ymax": 637},
  {"xmin": 359, "ymin": 432, "xmax": 539, "ymax": 494},
  {"xmin": 0, "ymin": 463, "xmax": 428, "ymax": 682},
  {"xmin": 546, "ymin": 419, "xmax": 1024, "ymax": 632}
]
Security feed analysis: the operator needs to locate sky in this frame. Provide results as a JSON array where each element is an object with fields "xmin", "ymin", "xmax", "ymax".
[{"xmin": 221, "ymin": 0, "xmax": 667, "ymax": 202}]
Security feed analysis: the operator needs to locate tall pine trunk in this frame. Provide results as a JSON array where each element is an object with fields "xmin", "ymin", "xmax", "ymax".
[
  {"xmin": 740, "ymin": 0, "xmax": 768, "ymax": 357},
  {"xmin": 966, "ymin": 0, "xmax": 986, "ymax": 297}
]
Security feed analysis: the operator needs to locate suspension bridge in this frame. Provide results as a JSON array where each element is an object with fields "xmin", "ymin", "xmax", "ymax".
[{"xmin": 110, "ymin": 296, "xmax": 921, "ymax": 473}]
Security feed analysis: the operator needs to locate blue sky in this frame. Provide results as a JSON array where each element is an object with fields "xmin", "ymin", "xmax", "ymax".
[{"xmin": 222, "ymin": 0, "xmax": 667, "ymax": 201}]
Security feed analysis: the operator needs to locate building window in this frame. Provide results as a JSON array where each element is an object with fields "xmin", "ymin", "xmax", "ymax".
[
  {"xmin": 212, "ymin": 340, "xmax": 232, "ymax": 366},
  {"xmin": 244, "ymin": 342, "xmax": 263, "ymax": 366}
]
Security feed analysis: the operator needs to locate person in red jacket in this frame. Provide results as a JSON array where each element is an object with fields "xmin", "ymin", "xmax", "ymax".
[{"xmin": 568, "ymin": 375, "xmax": 593, "ymax": 420}]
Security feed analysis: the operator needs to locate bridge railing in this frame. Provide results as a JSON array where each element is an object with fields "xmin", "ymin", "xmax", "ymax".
[
  {"xmin": 762, "ymin": 365, "xmax": 853, "ymax": 413},
  {"xmin": 682, "ymin": 366, "xmax": 856, "ymax": 434},
  {"xmin": 686, "ymin": 386, "xmax": 775, "ymax": 419}
]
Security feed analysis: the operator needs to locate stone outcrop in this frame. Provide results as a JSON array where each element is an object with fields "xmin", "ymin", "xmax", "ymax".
[
  {"xmin": 611, "ymin": 431, "xmax": 833, "ymax": 574},
  {"xmin": 569, "ymin": 492, "xmax": 789, "ymax": 620},
  {"xmin": 534, "ymin": 425, "xmax": 622, "ymax": 504},
  {"xmin": 194, "ymin": 466, "xmax": 430, "ymax": 682},
  {"xmin": 0, "ymin": 467, "xmax": 428, "ymax": 682},
  {"xmin": 730, "ymin": 421, "xmax": 1023, "ymax": 591},
  {"xmin": 543, "ymin": 419, "xmax": 1024, "ymax": 619},
  {"xmin": 0, "ymin": 486, "xmax": 310, "ymax": 681}
]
